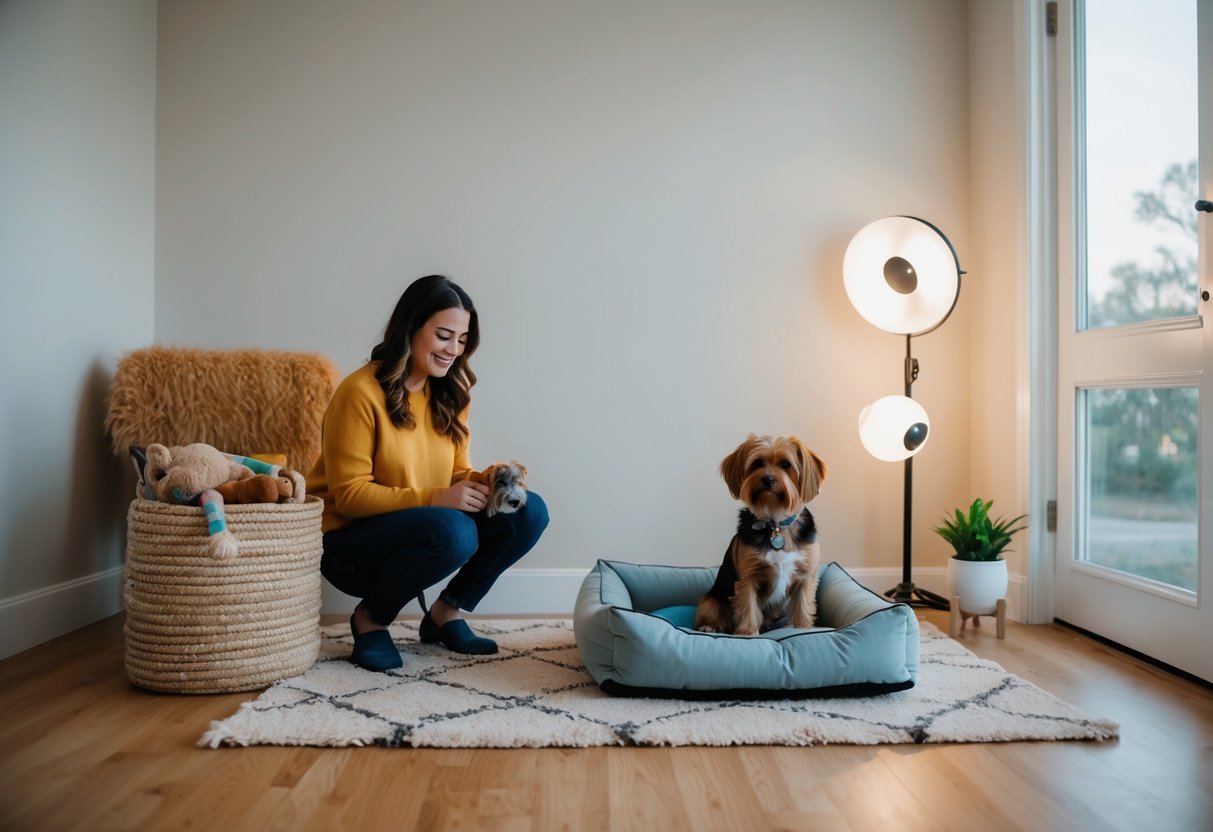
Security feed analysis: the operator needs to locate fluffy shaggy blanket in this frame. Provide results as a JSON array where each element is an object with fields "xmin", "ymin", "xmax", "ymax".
[{"xmin": 106, "ymin": 346, "xmax": 337, "ymax": 471}]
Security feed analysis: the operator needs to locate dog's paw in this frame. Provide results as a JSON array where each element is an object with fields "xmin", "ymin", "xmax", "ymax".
[
  {"xmin": 696, "ymin": 625, "xmax": 718, "ymax": 634},
  {"xmin": 734, "ymin": 625, "xmax": 759, "ymax": 637},
  {"xmin": 790, "ymin": 615, "xmax": 816, "ymax": 629}
]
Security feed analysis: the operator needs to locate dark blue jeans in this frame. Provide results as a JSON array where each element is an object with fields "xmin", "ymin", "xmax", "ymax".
[{"xmin": 320, "ymin": 492, "xmax": 549, "ymax": 625}]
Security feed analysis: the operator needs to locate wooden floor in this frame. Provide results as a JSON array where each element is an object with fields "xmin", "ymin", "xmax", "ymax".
[{"xmin": 1, "ymin": 610, "xmax": 1211, "ymax": 832}]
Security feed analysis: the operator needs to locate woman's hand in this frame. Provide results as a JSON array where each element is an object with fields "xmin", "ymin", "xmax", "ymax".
[{"xmin": 432, "ymin": 480, "xmax": 490, "ymax": 512}]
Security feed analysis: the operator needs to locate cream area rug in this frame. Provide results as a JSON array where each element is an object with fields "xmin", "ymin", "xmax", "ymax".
[{"xmin": 200, "ymin": 620, "xmax": 1119, "ymax": 748}]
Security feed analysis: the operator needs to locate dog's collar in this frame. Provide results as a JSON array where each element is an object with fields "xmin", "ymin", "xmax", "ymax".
[{"xmin": 751, "ymin": 513, "xmax": 799, "ymax": 550}]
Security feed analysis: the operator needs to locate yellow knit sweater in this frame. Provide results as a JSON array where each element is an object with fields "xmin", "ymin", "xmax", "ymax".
[{"xmin": 308, "ymin": 363, "xmax": 474, "ymax": 532}]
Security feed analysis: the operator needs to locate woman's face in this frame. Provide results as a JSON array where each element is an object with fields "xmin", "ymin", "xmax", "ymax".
[{"xmin": 410, "ymin": 306, "xmax": 471, "ymax": 380}]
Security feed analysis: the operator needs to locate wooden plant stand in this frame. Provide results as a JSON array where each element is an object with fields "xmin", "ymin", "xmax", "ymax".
[{"xmin": 949, "ymin": 596, "xmax": 1006, "ymax": 639}]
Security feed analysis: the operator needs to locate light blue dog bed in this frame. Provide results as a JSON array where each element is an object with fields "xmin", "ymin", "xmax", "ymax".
[{"xmin": 573, "ymin": 560, "xmax": 919, "ymax": 699}]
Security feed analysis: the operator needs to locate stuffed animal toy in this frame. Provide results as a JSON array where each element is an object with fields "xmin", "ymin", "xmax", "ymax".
[
  {"xmin": 145, "ymin": 443, "xmax": 256, "ymax": 559},
  {"xmin": 215, "ymin": 474, "xmax": 293, "ymax": 504},
  {"xmin": 145, "ymin": 443, "xmax": 255, "ymax": 504},
  {"xmin": 142, "ymin": 444, "xmax": 308, "ymax": 558}
]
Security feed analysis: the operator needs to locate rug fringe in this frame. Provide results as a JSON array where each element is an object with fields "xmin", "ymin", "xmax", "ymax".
[{"xmin": 198, "ymin": 720, "xmax": 238, "ymax": 749}]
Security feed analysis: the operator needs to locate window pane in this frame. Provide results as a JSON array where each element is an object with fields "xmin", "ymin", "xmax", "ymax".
[
  {"xmin": 1084, "ymin": 387, "xmax": 1197, "ymax": 591},
  {"xmin": 1082, "ymin": 0, "xmax": 1198, "ymax": 329}
]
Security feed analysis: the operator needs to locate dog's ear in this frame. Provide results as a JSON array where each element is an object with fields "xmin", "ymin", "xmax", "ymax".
[
  {"xmin": 791, "ymin": 437, "xmax": 828, "ymax": 502},
  {"xmin": 720, "ymin": 435, "xmax": 758, "ymax": 500},
  {"xmin": 511, "ymin": 460, "xmax": 527, "ymax": 479}
]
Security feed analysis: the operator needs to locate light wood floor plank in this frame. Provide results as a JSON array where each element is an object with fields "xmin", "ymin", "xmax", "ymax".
[
  {"xmin": 933, "ymin": 743, "xmax": 1077, "ymax": 831},
  {"xmin": 751, "ymin": 746, "xmax": 853, "ymax": 827},
  {"xmin": 672, "ymin": 747, "xmax": 768, "ymax": 829},
  {"xmin": 606, "ymin": 747, "xmax": 683, "ymax": 830},
  {"xmin": 876, "ymin": 745, "xmax": 1028, "ymax": 831},
  {"xmin": 530, "ymin": 747, "xmax": 609, "ymax": 832}
]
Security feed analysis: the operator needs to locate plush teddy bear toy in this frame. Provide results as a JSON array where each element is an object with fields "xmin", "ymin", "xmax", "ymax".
[
  {"xmin": 145, "ymin": 443, "xmax": 256, "ymax": 559},
  {"xmin": 145, "ymin": 443, "xmax": 255, "ymax": 504}
]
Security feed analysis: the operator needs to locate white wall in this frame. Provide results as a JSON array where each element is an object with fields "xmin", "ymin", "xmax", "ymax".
[
  {"xmin": 0, "ymin": 0, "xmax": 158, "ymax": 657},
  {"xmin": 155, "ymin": 0, "xmax": 976, "ymax": 613},
  {"xmin": 0, "ymin": 1, "xmax": 1047, "ymax": 654},
  {"xmin": 967, "ymin": 0, "xmax": 1033, "ymax": 578}
]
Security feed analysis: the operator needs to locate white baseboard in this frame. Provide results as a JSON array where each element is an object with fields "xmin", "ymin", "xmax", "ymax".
[
  {"xmin": 0, "ymin": 566, "xmax": 125, "ymax": 660},
  {"xmin": 322, "ymin": 564, "xmax": 1026, "ymax": 622}
]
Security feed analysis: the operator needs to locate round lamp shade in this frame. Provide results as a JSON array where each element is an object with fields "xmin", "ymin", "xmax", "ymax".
[
  {"xmin": 843, "ymin": 216, "xmax": 961, "ymax": 335},
  {"xmin": 858, "ymin": 395, "xmax": 930, "ymax": 462}
]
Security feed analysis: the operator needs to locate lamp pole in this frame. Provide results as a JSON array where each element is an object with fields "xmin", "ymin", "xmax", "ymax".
[{"xmin": 889, "ymin": 333, "xmax": 950, "ymax": 609}]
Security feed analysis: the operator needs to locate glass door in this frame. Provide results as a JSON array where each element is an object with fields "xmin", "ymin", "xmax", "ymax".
[{"xmin": 1055, "ymin": 0, "xmax": 1213, "ymax": 682}]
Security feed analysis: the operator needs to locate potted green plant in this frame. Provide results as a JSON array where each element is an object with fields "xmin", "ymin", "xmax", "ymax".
[{"xmin": 934, "ymin": 499, "xmax": 1027, "ymax": 614}]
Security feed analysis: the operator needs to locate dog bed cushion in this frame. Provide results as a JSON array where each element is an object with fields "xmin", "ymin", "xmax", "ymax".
[{"xmin": 573, "ymin": 560, "xmax": 919, "ymax": 699}]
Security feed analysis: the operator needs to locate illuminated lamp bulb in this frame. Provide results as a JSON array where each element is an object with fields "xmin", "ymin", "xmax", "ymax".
[{"xmin": 858, "ymin": 395, "xmax": 930, "ymax": 462}]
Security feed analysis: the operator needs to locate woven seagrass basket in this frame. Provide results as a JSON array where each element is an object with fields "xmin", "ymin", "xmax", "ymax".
[{"xmin": 123, "ymin": 496, "xmax": 324, "ymax": 693}]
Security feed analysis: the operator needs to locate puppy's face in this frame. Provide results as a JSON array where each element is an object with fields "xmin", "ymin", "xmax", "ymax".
[
  {"xmin": 720, "ymin": 434, "xmax": 828, "ymax": 519},
  {"xmin": 486, "ymin": 461, "xmax": 528, "ymax": 517}
]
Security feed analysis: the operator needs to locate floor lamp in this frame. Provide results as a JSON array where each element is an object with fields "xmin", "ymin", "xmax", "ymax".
[{"xmin": 843, "ymin": 216, "xmax": 963, "ymax": 610}]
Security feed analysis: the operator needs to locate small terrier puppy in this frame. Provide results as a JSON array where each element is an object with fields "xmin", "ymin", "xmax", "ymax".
[
  {"xmin": 473, "ymin": 461, "xmax": 528, "ymax": 517},
  {"xmin": 695, "ymin": 434, "xmax": 828, "ymax": 635}
]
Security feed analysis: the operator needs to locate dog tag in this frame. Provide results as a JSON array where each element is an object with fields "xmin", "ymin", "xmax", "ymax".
[{"xmin": 771, "ymin": 533, "xmax": 784, "ymax": 550}]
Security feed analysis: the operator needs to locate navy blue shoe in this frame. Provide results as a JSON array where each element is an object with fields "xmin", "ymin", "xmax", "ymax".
[
  {"xmin": 350, "ymin": 614, "xmax": 403, "ymax": 671},
  {"xmin": 418, "ymin": 613, "xmax": 498, "ymax": 655}
]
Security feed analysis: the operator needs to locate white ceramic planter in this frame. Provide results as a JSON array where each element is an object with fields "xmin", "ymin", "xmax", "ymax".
[{"xmin": 947, "ymin": 557, "xmax": 1008, "ymax": 615}]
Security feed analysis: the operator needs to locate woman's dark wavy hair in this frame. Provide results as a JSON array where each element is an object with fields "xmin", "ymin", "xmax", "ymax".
[{"xmin": 370, "ymin": 275, "xmax": 478, "ymax": 444}]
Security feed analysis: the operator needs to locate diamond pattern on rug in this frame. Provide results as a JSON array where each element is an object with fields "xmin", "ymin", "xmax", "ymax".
[{"xmin": 199, "ymin": 620, "xmax": 1119, "ymax": 748}]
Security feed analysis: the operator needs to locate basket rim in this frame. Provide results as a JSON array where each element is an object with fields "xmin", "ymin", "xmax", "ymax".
[{"xmin": 129, "ymin": 494, "xmax": 323, "ymax": 515}]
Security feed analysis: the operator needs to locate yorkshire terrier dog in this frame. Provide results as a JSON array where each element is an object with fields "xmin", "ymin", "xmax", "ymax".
[
  {"xmin": 695, "ymin": 434, "xmax": 829, "ymax": 635},
  {"xmin": 479, "ymin": 460, "xmax": 528, "ymax": 517}
]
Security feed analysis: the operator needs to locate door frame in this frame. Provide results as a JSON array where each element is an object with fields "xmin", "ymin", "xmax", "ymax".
[
  {"xmin": 1040, "ymin": 0, "xmax": 1211, "ymax": 680},
  {"xmin": 1024, "ymin": 0, "xmax": 1059, "ymax": 625}
]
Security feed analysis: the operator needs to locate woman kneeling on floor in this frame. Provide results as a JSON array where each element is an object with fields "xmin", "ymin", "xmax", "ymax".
[{"xmin": 308, "ymin": 275, "xmax": 549, "ymax": 671}]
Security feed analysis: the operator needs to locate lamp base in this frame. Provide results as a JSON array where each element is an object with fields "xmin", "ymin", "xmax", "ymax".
[{"xmin": 884, "ymin": 582, "xmax": 950, "ymax": 611}]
